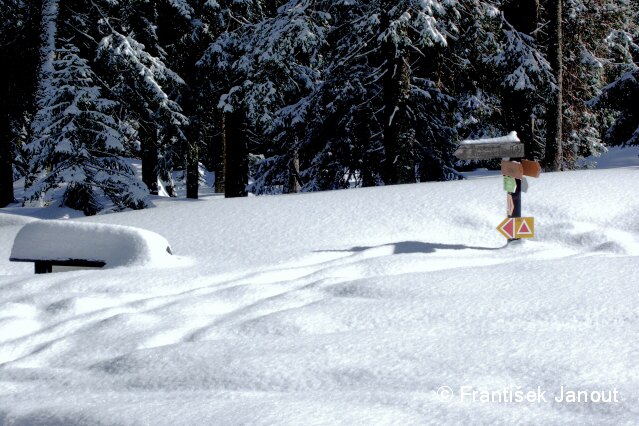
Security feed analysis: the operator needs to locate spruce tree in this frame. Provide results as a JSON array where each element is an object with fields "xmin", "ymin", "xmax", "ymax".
[
  {"xmin": 0, "ymin": 1, "xmax": 41, "ymax": 207},
  {"xmin": 95, "ymin": 0, "xmax": 189, "ymax": 196},
  {"xmin": 561, "ymin": 0, "xmax": 638, "ymax": 166},
  {"xmin": 497, "ymin": 0, "xmax": 550, "ymax": 160},
  {"xmin": 26, "ymin": 45, "xmax": 147, "ymax": 214},
  {"xmin": 199, "ymin": 0, "xmax": 314, "ymax": 197},
  {"xmin": 590, "ymin": 69, "xmax": 639, "ymax": 146}
]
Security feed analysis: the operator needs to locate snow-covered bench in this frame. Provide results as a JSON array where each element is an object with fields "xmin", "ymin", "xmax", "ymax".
[{"xmin": 10, "ymin": 220, "xmax": 173, "ymax": 274}]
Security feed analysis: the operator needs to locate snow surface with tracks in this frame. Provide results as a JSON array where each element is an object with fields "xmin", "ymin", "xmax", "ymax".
[{"xmin": 1, "ymin": 166, "xmax": 638, "ymax": 425}]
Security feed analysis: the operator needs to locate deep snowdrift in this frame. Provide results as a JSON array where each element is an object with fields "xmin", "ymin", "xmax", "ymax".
[{"xmin": 0, "ymin": 168, "xmax": 638, "ymax": 425}]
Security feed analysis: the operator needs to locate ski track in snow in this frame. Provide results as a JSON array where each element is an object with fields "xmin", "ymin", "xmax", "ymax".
[{"xmin": 0, "ymin": 168, "xmax": 638, "ymax": 424}]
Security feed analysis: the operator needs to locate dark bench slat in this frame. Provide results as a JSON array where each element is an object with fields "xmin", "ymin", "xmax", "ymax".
[{"xmin": 10, "ymin": 258, "xmax": 106, "ymax": 274}]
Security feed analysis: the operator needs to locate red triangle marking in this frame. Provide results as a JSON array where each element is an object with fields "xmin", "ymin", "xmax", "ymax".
[
  {"xmin": 502, "ymin": 218, "xmax": 514, "ymax": 238},
  {"xmin": 518, "ymin": 220, "xmax": 531, "ymax": 234}
]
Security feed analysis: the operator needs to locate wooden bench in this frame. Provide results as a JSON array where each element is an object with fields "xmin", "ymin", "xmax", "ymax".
[{"xmin": 9, "ymin": 220, "xmax": 173, "ymax": 274}]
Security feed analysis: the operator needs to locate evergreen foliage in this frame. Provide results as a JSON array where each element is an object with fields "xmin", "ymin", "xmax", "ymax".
[
  {"xmin": 590, "ymin": 69, "xmax": 639, "ymax": 146},
  {"xmin": 26, "ymin": 45, "xmax": 147, "ymax": 214},
  {"xmin": 0, "ymin": 0, "xmax": 637, "ymax": 212},
  {"xmin": 0, "ymin": 0, "xmax": 41, "ymax": 207}
]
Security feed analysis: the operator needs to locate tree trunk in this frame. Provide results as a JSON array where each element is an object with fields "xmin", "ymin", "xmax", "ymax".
[
  {"xmin": 140, "ymin": 124, "xmax": 159, "ymax": 195},
  {"xmin": 284, "ymin": 149, "xmax": 301, "ymax": 194},
  {"xmin": 186, "ymin": 139, "xmax": 199, "ymax": 199},
  {"xmin": 0, "ymin": 1, "xmax": 41, "ymax": 207},
  {"xmin": 213, "ymin": 112, "xmax": 226, "ymax": 194},
  {"xmin": 224, "ymin": 110, "xmax": 248, "ymax": 198},
  {"xmin": 0, "ymin": 127, "xmax": 15, "ymax": 207},
  {"xmin": 545, "ymin": 0, "xmax": 563, "ymax": 171},
  {"xmin": 381, "ymin": 3, "xmax": 414, "ymax": 185},
  {"xmin": 354, "ymin": 108, "xmax": 376, "ymax": 187}
]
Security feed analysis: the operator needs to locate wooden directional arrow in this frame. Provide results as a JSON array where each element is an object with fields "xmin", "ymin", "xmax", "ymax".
[
  {"xmin": 501, "ymin": 160, "xmax": 524, "ymax": 179},
  {"xmin": 521, "ymin": 159, "xmax": 542, "ymax": 178},
  {"xmin": 454, "ymin": 142, "xmax": 525, "ymax": 160}
]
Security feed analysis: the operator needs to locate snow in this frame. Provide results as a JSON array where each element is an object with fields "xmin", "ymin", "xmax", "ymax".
[
  {"xmin": 1, "ymin": 167, "xmax": 639, "ymax": 424},
  {"xmin": 9, "ymin": 220, "xmax": 175, "ymax": 268},
  {"xmin": 460, "ymin": 131, "xmax": 521, "ymax": 145},
  {"xmin": 582, "ymin": 145, "xmax": 639, "ymax": 169}
]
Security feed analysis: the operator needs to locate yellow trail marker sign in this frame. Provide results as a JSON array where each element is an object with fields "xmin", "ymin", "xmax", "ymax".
[
  {"xmin": 515, "ymin": 217, "xmax": 534, "ymax": 238},
  {"xmin": 496, "ymin": 217, "xmax": 535, "ymax": 239}
]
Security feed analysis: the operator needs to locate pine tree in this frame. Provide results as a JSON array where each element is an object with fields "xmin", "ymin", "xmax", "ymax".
[
  {"xmin": 561, "ymin": 0, "xmax": 639, "ymax": 166},
  {"xmin": 587, "ymin": 1, "xmax": 639, "ymax": 147},
  {"xmin": 199, "ymin": 0, "xmax": 321, "ymax": 196},
  {"xmin": 95, "ymin": 0, "xmax": 189, "ymax": 196},
  {"xmin": 161, "ymin": 0, "xmax": 223, "ymax": 199},
  {"xmin": 7, "ymin": 0, "xmax": 639, "ymax": 212},
  {"xmin": 496, "ymin": 0, "xmax": 551, "ymax": 160},
  {"xmin": 26, "ymin": 45, "xmax": 147, "ymax": 214},
  {"xmin": 540, "ymin": 0, "xmax": 563, "ymax": 171},
  {"xmin": 266, "ymin": 2, "xmax": 382, "ymax": 192},
  {"xmin": 0, "ymin": 1, "xmax": 41, "ymax": 207},
  {"xmin": 590, "ymin": 69, "xmax": 639, "ymax": 146},
  {"xmin": 247, "ymin": 0, "xmax": 504, "ymax": 192}
]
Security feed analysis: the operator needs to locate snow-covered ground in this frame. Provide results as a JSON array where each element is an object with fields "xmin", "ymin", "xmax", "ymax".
[
  {"xmin": 583, "ymin": 145, "xmax": 639, "ymax": 169},
  {"xmin": 1, "ymin": 157, "xmax": 638, "ymax": 424}
]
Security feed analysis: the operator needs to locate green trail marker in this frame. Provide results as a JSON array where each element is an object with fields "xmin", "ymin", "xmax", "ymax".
[{"xmin": 503, "ymin": 176, "xmax": 516, "ymax": 193}]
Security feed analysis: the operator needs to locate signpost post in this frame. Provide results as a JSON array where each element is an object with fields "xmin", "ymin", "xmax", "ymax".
[
  {"xmin": 511, "ymin": 175, "xmax": 522, "ymax": 218},
  {"xmin": 454, "ymin": 133, "xmax": 541, "ymax": 242}
]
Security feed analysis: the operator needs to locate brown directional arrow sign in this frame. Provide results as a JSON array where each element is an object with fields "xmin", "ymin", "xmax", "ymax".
[
  {"xmin": 521, "ymin": 159, "xmax": 542, "ymax": 178},
  {"xmin": 501, "ymin": 160, "xmax": 524, "ymax": 179},
  {"xmin": 454, "ymin": 142, "xmax": 525, "ymax": 160}
]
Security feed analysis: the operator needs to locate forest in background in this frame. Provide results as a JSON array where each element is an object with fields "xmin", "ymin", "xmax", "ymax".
[{"xmin": 0, "ymin": 0, "xmax": 638, "ymax": 215}]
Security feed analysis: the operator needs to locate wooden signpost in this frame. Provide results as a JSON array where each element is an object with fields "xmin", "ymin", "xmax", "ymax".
[
  {"xmin": 454, "ymin": 134, "xmax": 541, "ymax": 241},
  {"xmin": 454, "ymin": 142, "xmax": 525, "ymax": 160}
]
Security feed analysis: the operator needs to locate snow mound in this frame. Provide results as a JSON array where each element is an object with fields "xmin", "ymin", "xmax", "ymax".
[
  {"xmin": 460, "ymin": 130, "xmax": 520, "ymax": 145},
  {"xmin": 10, "ymin": 220, "xmax": 173, "ymax": 268}
]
